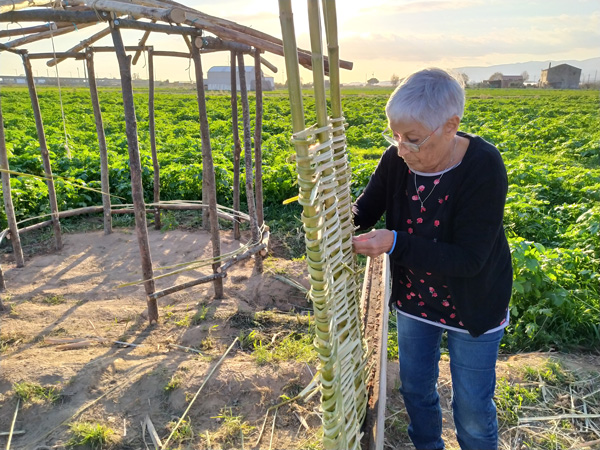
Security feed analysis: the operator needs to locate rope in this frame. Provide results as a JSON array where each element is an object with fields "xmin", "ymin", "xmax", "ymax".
[{"xmin": 49, "ymin": 30, "xmax": 71, "ymax": 159}]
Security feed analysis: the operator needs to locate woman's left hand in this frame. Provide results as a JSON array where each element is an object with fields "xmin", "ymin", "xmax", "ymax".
[{"xmin": 352, "ymin": 229, "xmax": 395, "ymax": 258}]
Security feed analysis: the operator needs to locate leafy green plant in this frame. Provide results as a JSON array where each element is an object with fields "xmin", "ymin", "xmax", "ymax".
[
  {"xmin": 13, "ymin": 381, "xmax": 61, "ymax": 404},
  {"xmin": 67, "ymin": 422, "xmax": 114, "ymax": 449}
]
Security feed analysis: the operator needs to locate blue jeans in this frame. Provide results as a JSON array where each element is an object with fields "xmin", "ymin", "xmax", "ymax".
[{"xmin": 396, "ymin": 312, "xmax": 503, "ymax": 450}]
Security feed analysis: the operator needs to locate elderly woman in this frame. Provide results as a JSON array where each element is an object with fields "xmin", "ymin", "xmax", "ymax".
[{"xmin": 352, "ymin": 68, "xmax": 512, "ymax": 450}]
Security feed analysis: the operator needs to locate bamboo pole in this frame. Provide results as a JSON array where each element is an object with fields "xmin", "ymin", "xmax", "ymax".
[
  {"xmin": 115, "ymin": 18, "xmax": 203, "ymax": 36},
  {"xmin": 253, "ymin": 50, "xmax": 264, "ymax": 227},
  {"xmin": 237, "ymin": 52, "xmax": 262, "ymax": 273},
  {"xmin": 47, "ymin": 26, "xmax": 112, "ymax": 67},
  {"xmin": 260, "ymin": 56, "xmax": 278, "ymax": 74},
  {"xmin": 27, "ymin": 52, "xmax": 86, "ymax": 60},
  {"xmin": 194, "ymin": 35, "xmax": 252, "ymax": 53},
  {"xmin": 132, "ymin": 19, "xmax": 155, "ymax": 66},
  {"xmin": 148, "ymin": 272, "xmax": 226, "ymax": 300},
  {"xmin": 151, "ymin": 50, "xmax": 190, "ymax": 58},
  {"xmin": 0, "ymin": 89, "xmax": 24, "ymax": 267},
  {"xmin": 85, "ymin": 49, "xmax": 112, "ymax": 235},
  {"xmin": 22, "ymin": 53, "xmax": 62, "ymax": 250},
  {"xmin": 230, "ymin": 51, "xmax": 241, "ymax": 241},
  {"xmin": 148, "ymin": 47, "xmax": 160, "ymax": 230},
  {"xmin": 191, "ymin": 40, "xmax": 223, "ymax": 298},
  {"xmin": 0, "ymin": 22, "xmax": 56, "ymax": 38},
  {"xmin": 111, "ymin": 23, "xmax": 157, "ymax": 321},
  {"xmin": 0, "ymin": 0, "xmax": 51, "ymax": 14},
  {"xmin": 3, "ymin": 22, "xmax": 96, "ymax": 49}
]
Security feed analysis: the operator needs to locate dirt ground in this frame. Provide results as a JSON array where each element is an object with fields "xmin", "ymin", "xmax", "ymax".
[{"xmin": 0, "ymin": 228, "xmax": 598, "ymax": 450}]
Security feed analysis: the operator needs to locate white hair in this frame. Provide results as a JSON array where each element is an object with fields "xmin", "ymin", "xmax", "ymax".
[{"xmin": 385, "ymin": 67, "xmax": 465, "ymax": 131}]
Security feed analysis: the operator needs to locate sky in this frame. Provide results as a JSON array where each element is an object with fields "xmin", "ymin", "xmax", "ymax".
[{"xmin": 0, "ymin": 0, "xmax": 598, "ymax": 84}]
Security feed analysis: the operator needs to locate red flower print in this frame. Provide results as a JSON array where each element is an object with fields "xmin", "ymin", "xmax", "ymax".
[
  {"xmin": 426, "ymin": 272, "xmax": 432, "ymax": 276},
  {"xmin": 410, "ymin": 292, "xmax": 416, "ymax": 297},
  {"xmin": 412, "ymin": 195, "xmax": 419, "ymax": 201},
  {"xmin": 421, "ymin": 313, "xmax": 428, "ymax": 318},
  {"xmin": 418, "ymin": 294, "xmax": 422, "ymax": 299},
  {"xmin": 459, "ymin": 321, "xmax": 464, "ymax": 326},
  {"xmin": 452, "ymin": 305, "xmax": 456, "ymax": 310},
  {"xmin": 447, "ymin": 295, "xmax": 451, "ymax": 299},
  {"xmin": 432, "ymin": 293, "xmax": 438, "ymax": 297},
  {"xmin": 407, "ymin": 219, "xmax": 412, "ymax": 224},
  {"xmin": 440, "ymin": 318, "xmax": 446, "ymax": 324},
  {"xmin": 418, "ymin": 185, "xmax": 425, "ymax": 192},
  {"xmin": 408, "ymin": 228, "xmax": 413, "ymax": 234},
  {"xmin": 417, "ymin": 218, "xmax": 423, "ymax": 224},
  {"xmin": 434, "ymin": 220, "xmax": 440, "ymax": 227},
  {"xmin": 397, "ymin": 301, "xmax": 403, "ymax": 307},
  {"xmin": 438, "ymin": 198, "xmax": 443, "ymax": 204},
  {"xmin": 429, "ymin": 287, "xmax": 435, "ymax": 293},
  {"xmin": 420, "ymin": 206, "xmax": 427, "ymax": 213},
  {"xmin": 433, "ymin": 178, "xmax": 440, "ymax": 185},
  {"xmin": 418, "ymin": 301, "xmax": 424, "ymax": 306},
  {"xmin": 442, "ymin": 285, "xmax": 448, "ymax": 288},
  {"xmin": 500, "ymin": 318, "xmax": 506, "ymax": 325},
  {"xmin": 442, "ymin": 301, "xmax": 450, "ymax": 307},
  {"xmin": 406, "ymin": 295, "xmax": 411, "ymax": 300},
  {"xmin": 445, "ymin": 195, "xmax": 449, "ymax": 200},
  {"xmin": 450, "ymin": 313, "xmax": 456, "ymax": 319},
  {"xmin": 406, "ymin": 283, "xmax": 412, "ymax": 288},
  {"xmin": 420, "ymin": 279, "xmax": 425, "ymax": 283}
]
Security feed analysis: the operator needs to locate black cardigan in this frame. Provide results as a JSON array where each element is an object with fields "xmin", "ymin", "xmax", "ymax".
[{"xmin": 353, "ymin": 132, "xmax": 513, "ymax": 337}]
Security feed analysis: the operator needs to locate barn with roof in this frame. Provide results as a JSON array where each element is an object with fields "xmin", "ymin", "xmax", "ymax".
[{"xmin": 540, "ymin": 63, "xmax": 581, "ymax": 89}]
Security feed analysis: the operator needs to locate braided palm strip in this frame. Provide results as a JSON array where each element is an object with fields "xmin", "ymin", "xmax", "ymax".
[{"xmin": 292, "ymin": 117, "xmax": 367, "ymax": 450}]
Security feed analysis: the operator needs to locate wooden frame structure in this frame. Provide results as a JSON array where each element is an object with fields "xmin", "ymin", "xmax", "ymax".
[{"xmin": 0, "ymin": 0, "xmax": 353, "ymax": 320}]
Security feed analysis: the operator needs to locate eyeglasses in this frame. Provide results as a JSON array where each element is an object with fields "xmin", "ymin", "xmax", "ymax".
[{"xmin": 382, "ymin": 126, "xmax": 439, "ymax": 153}]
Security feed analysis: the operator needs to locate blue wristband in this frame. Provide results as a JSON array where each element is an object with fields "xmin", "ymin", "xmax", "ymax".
[{"xmin": 386, "ymin": 230, "xmax": 397, "ymax": 255}]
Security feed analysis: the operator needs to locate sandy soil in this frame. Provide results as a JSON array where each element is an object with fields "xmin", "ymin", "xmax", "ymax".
[{"xmin": 0, "ymin": 228, "xmax": 598, "ymax": 450}]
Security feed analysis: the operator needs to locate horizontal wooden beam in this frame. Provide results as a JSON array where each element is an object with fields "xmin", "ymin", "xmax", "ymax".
[
  {"xmin": 0, "ymin": 0, "xmax": 51, "ymax": 15},
  {"xmin": 0, "ymin": 9, "xmax": 103, "ymax": 23},
  {"xmin": 28, "ymin": 52, "xmax": 86, "ymax": 60},
  {"xmin": 89, "ymin": 45, "xmax": 151, "ymax": 52},
  {"xmin": 113, "ymin": 18, "xmax": 203, "ymax": 36},
  {"xmin": 0, "ymin": 22, "xmax": 56, "ymax": 38}
]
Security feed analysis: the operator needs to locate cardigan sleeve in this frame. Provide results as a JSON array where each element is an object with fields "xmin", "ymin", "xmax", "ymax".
[
  {"xmin": 388, "ymin": 142, "xmax": 509, "ymax": 278},
  {"xmin": 352, "ymin": 146, "xmax": 396, "ymax": 231}
]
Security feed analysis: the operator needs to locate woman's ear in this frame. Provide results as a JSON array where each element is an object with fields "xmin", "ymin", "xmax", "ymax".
[{"xmin": 444, "ymin": 115, "xmax": 461, "ymax": 135}]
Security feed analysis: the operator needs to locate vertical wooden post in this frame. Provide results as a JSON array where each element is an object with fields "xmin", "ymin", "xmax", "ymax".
[
  {"xmin": 230, "ymin": 51, "xmax": 242, "ymax": 240},
  {"xmin": 85, "ymin": 49, "xmax": 112, "ymax": 235},
  {"xmin": 253, "ymin": 49, "xmax": 264, "ymax": 227},
  {"xmin": 22, "ymin": 53, "xmax": 62, "ymax": 251},
  {"xmin": 110, "ymin": 24, "xmax": 157, "ymax": 322},
  {"xmin": 0, "ymin": 91, "xmax": 24, "ymax": 267},
  {"xmin": 148, "ymin": 47, "xmax": 161, "ymax": 230},
  {"xmin": 191, "ymin": 40, "xmax": 223, "ymax": 298},
  {"xmin": 237, "ymin": 53, "xmax": 262, "ymax": 273}
]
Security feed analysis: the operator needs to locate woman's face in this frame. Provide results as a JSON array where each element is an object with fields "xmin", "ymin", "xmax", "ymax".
[{"xmin": 388, "ymin": 117, "xmax": 454, "ymax": 173}]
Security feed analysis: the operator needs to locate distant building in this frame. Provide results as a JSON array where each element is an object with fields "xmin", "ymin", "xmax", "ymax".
[
  {"xmin": 540, "ymin": 63, "xmax": 581, "ymax": 89},
  {"xmin": 206, "ymin": 66, "xmax": 274, "ymax": 91},
  {"xmin": 484, "ymin": 75, "xmax": 524, "ymax": 88}
]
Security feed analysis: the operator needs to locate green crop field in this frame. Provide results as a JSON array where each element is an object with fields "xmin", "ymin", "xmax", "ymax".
[{"xmin": 0, "ymin": 86, "xmax": 598, "ymax": 352}]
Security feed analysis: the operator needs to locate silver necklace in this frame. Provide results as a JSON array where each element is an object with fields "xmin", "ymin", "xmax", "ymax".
[{"xmin": 413, "ymin": 136, "xmax": 457, "ymax": 212}]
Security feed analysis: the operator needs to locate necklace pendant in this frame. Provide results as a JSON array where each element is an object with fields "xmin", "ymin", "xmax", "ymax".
[{"xmin": 420, "ymin": 206, "xmax": 426, "ymax": 213}]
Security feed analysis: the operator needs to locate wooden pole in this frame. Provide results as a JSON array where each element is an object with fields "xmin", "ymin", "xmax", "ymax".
[
  {"xmin": 67, "ymin": 0, "xmax": 186, "ymax": 24},
  {"xmin": 110, "ymin": 23, "xmax": 157, "ymax": 322},
  {"xmin": 191, "ymin": 40, "xmax": 223, "ymax": 298},
  {"xmin": 4, "ymin": 22, "xmax": 96, "ymax": 49},
  {"xmin": 22, "ymin": 53, "xmax": 62, "ymax": 251},
  {"xmin": 47, "ymin": 26, "xmax": 112, "ymax": 67},
  {"xmin": 0, "ymin": 91, "xmax": 24, "ymax": 267},
  {"xmin": 237, "ymin": 53, "xmax": 262, "ymax": 272},
  {"xmin": 148, "ymin": 47, "xmax": 160, "ymax": 230},
  {"xmin": 0, "ymin": 22, "xmax": 56, "ymax": 38},
  {"xmin": 253, "ymin": 50, "xmax": 264, "ymax": 226},
  {"xmin": 230, "ymin": 51, "xmax": 241, "ymax": 241},
  {"xmin": 0, "ymin": 9, "xmax": 103, "ymax": 23},
  {"xmin": 0, "ymin": 0, "xmax": 53, "ymax": 14},
  {"xmin": 132, "ymin": 19, "xmax": 155, "ymax": 66},
  {"xmin": 85, "ymin": 49, "xmax": 112, "ymax": 235}
]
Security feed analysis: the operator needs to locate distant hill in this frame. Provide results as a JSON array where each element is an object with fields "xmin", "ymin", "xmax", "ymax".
[{"xmin": 454, "ymin": 57, "xmax": 599, "ymax": 83}]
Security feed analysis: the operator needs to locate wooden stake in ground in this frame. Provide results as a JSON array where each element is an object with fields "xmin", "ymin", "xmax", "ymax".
[
  {"xmin": 230, "ymin": 50, "xmax": 242, "ymax": 241},
  {"xmin": 22, "ymin": 53, "xmax": 63, "ymax": 250},
  {"xmin": 237, "ymin": 53, "xmax": 262, "ymax": 273},
  {"xmin": 0, "ymin": 90, "xmax": 25, "ymax": 266},
  {"xmin": 147, "ymin": 47, "xmax": 161, "ymax": 230},
  {"xmin": 85, "ymin": 49, "xmax": 112, "ymax": 235},
  {"xmin": 253, "ymin": 49, "xmax": 264, "ymax": 228},
  {"xmin": 110, "ymin": 23, "xmax": 157, "ymax": 321},
  {"xmin": 191, "ymin": 39, "xmax": 224, "ymax": 298}
]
